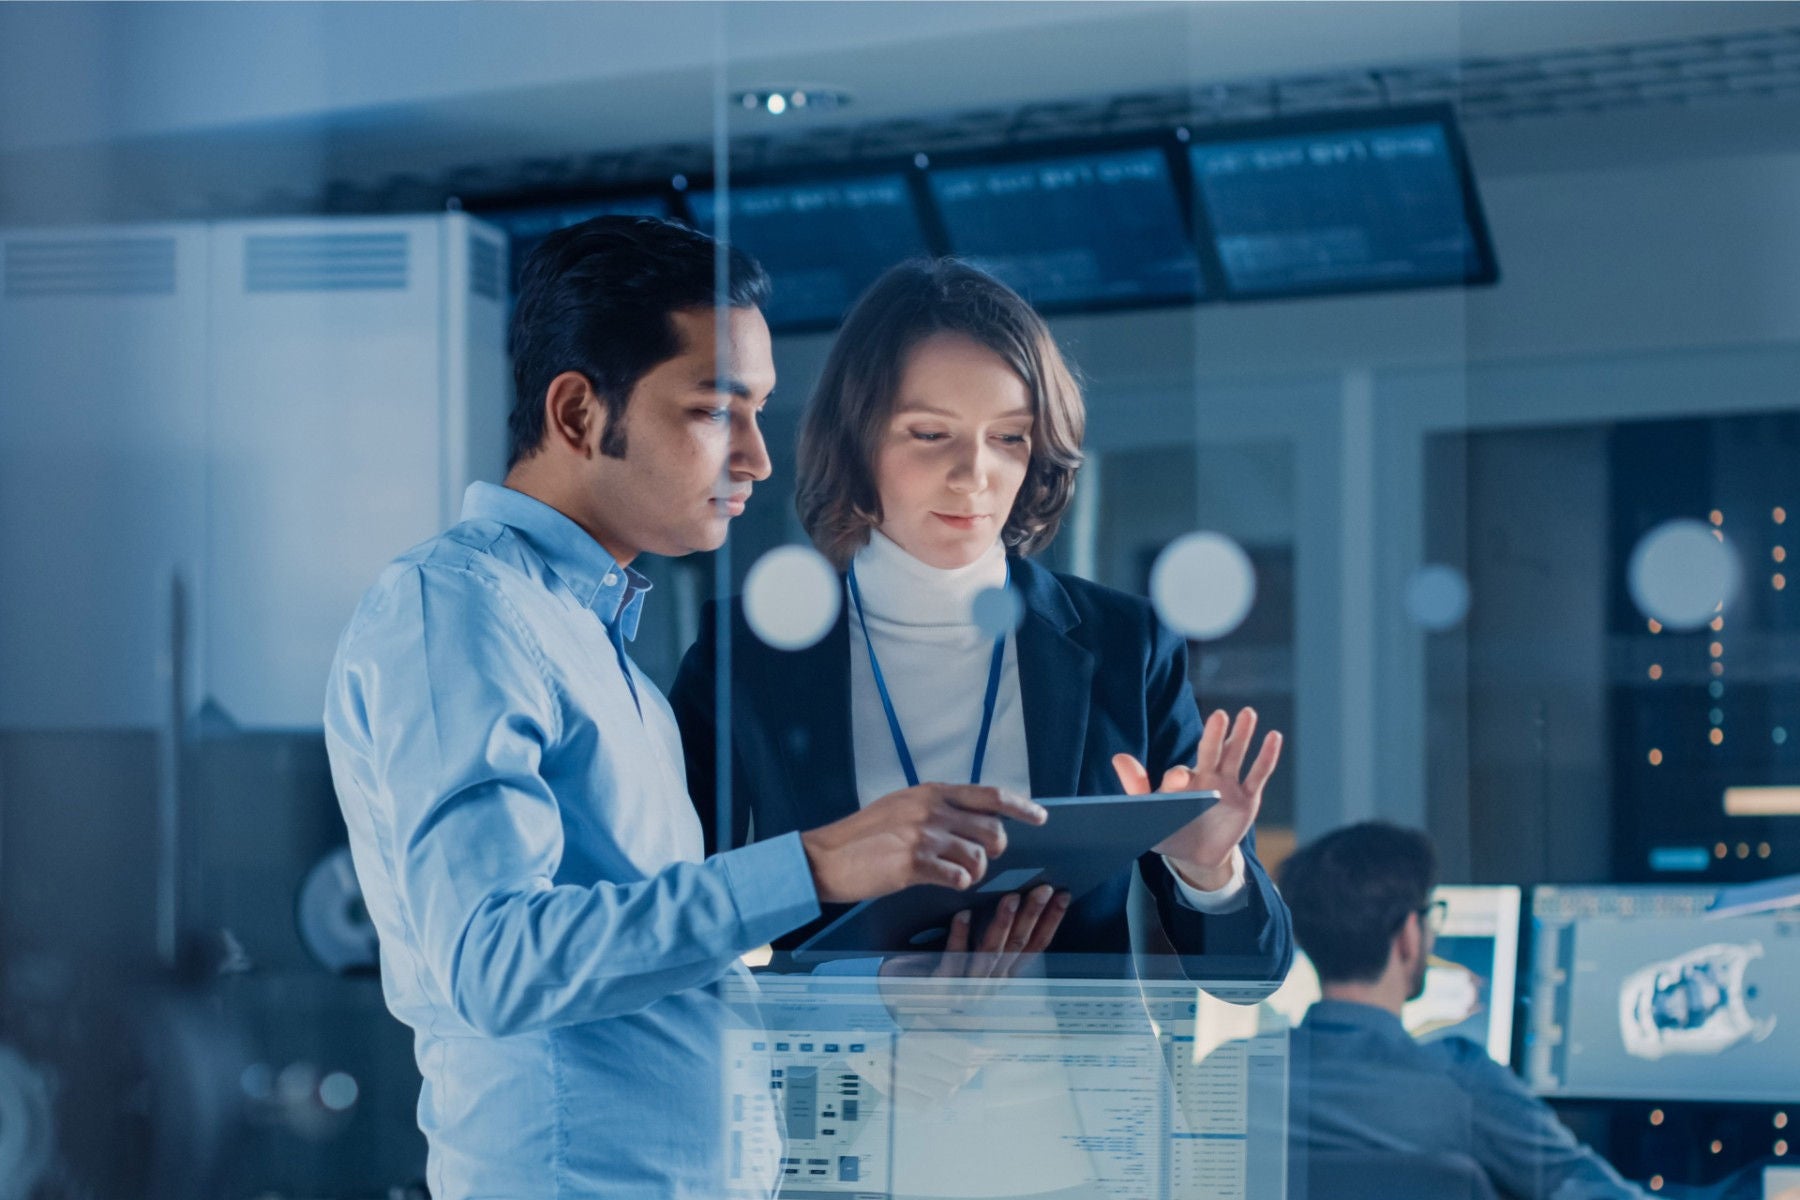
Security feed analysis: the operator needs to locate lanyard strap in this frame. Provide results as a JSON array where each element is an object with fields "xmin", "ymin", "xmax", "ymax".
[{"xmin": 847, "ymin": 561, "xmax": 1009, "ymax": 788}]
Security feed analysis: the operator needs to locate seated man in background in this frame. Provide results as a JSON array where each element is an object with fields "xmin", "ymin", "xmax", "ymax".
[{"xmin": 1279, "ymin": 822, "xmax": 1658, "ymax": 1200}]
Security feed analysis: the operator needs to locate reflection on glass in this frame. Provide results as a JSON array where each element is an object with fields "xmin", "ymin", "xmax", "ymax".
[
  {"xmin": 1149, "ymin": 532, "xmax": 1258, "ymax": 642},
  {"xmin": 720, "ymin": 971, "xmax": 1289, "ymax": 1199}
]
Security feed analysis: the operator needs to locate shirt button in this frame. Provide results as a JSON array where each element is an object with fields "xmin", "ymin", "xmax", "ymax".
[{"xmin": 603, "ymin": 572, "xmax": 618, "ymax": 586}]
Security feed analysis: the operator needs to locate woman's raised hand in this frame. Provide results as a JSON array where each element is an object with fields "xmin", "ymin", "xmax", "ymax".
[{"xmin": 1112, "ymin": 707, "xmax": 1281, "ymax": 891}]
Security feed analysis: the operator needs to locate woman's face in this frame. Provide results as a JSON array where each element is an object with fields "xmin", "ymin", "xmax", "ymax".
[{"xmin": 873, "ymin": 332, "xmax": 1034, "ymax": 570}]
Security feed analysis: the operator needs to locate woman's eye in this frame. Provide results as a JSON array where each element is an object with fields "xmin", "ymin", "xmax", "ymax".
[
  {"xmin": 910, "ymin": 430, "xmax": 948, "ymax": 442},
  {"xmin": 995, "ymin": 433, "xmax": 1029, "ymax": 446}
]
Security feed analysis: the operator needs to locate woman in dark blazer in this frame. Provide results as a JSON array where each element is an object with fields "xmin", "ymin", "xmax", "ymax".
[{"xmin": 670, "ymin": 259, "xmax": 1293, "ymax": 986}]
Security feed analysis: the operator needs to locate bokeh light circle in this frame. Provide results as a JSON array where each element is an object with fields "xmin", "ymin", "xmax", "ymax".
[
  {"xmin": 743, "ymin": 545, "xmax": 841, "ymax": 651},
  {"xmin": 970, "ymin": 584, "xmax": 1024, "ymax": 640},
  {"xmin": 318, "ymin": 1072, "xmax": 360, "ymax": 1112},
  {"xmin": 1405, "ymin": 564, "xmax": 1471, "ymax": 631},
  {"xmin": 1627, "ymin": 519, "xmax": 1741, "ymax": 631},
  {"xmin": 1149, "ymin": 532, "xmax": 1257, "ymax": 641}
]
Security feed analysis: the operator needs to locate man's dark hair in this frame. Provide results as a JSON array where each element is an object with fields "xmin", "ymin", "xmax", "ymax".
[
  {"xmin": 1279, "ymin": 822, "xmax": 1438, "ymax": 985},
  {"xmin": 507, "ymin": 215, "xmax": 771, "ymax": 465}
]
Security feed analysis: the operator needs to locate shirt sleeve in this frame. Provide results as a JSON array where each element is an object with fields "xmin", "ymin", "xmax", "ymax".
[
  {"xmin": 1163, "ymin": 846, "xmax": 1250, "ymax": 914},
  {"xmin": 326, "ymin": 564, "xmax": 820, "ymax": 1039},
  {"xmin": 1448, "ymin": 1044, "xmax": 1648, "ymax": 1200}
]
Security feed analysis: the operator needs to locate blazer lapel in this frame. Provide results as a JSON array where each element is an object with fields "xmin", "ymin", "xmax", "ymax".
[
  {"xmin": 1013, "ymin": 558, "xmax": 1094, "ymax": 799},
  {"xmin": 751, "ymin": 604, "xmax": 862, "ymax": 832}
]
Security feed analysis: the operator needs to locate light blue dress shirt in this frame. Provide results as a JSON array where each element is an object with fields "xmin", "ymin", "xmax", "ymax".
[
  {"xmin": 323, "ymin": 482, "xmax": 820, "ymax": 1199},
  {"xmin": 1289, "ymin": 999, "xmax": 1648, "ymax": 1200}
]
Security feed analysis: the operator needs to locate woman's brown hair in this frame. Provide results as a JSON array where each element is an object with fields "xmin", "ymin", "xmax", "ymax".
[{"xmin": 796, "ymin": 259, "xmax": 1086, "ymax": 568}]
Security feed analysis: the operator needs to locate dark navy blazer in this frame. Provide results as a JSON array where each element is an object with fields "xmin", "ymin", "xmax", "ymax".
[{"xmin": 668, "ymin": 554, "xmax": 1293, "ymax": 985}]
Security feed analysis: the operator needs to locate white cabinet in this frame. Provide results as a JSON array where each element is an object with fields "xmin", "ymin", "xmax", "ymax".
[
  {"xmin": 0, "ymin": 224, "xmax": 209, "ymax": 728},
  {"xmin": 0, "ymin": 213, "xmax": 508, "ymax": 730},
  {"xmin": 203, "ymin": 215, "xmax": 508, "ymax": 727}
]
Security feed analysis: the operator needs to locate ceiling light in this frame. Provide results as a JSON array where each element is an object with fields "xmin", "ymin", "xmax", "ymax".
[{"xmin": 732, "ymin": 87, "xmax": 851, "ymax": 117}]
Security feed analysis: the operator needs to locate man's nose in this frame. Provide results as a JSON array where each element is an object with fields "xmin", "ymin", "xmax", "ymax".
[{"xmin": 733, "ymin": 414, "xmax": 772, "ymax": 481}]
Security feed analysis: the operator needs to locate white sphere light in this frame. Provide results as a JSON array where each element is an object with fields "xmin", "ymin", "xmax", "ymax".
[
  {"xmin": 1149, "ymin": 532, "xmax": 1257, "ymax": 641},
  {"xmin": 1627, "ymin": 519, "xmax": 1741, "ymax": 631},
  {"xmin": 1405, "ymin": 564, "xmax": 1472, "ymax": 631},
  {"xmin": 743, "ymin": 545, "xmax": 841, "ymax": 651}
]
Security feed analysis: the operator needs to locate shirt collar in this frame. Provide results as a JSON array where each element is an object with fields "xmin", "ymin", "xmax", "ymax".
[
  {"xmin": 1304, "ymin": 998, "xmax": 1411, "ymax": 1040},
  {"xmin": 461, "ymin": 482, "xmax": 651, "ymax": 639}
]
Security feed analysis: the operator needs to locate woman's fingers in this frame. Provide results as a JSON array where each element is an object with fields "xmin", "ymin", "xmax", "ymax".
[
  {"xmin": 1195, "ymin": 708, "xmax": 1229, "ymax": 775},
  {"xmin": 1004, "ymin": 887, "xmax": 1052, "ymax": 953},
  {"xmin": 1243, "ymin": 729, "xmax": 1283, "ymax": 796},
  {"xmin": 1112, "ymin": 752, "xmax": 1151, "ymax": 795},
  {"xmin": 1157, "ymin": 764, "xmax": 1195, "ymax": 794},
  {"xmin": 1217, "ymin": 707, "xmax": 1257, "ymax": 780},
  {"xmin": 930, "ymin": 910, "xmax": 974, "ymax": 978}
]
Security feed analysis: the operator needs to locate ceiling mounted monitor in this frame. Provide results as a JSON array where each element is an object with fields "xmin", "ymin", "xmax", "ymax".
[
  {"xmin": 478, "ymin": 194, "xmax": 671, "ymax": 289},
  {"xmin": 1185, "ymin": 106, "xmax": 1497, "ymax": 300},
  {"xmin": 926, "ymin": 145, "xmax": 1204, "ymax": 311},
  {"xmin": 686, "ymin": 174, "xmax": 931, "ymax": 331}
]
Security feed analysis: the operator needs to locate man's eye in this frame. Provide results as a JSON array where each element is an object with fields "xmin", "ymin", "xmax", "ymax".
[{"xmin": 696, "ymin": 408, "xmax": 730, "ymax": 422}]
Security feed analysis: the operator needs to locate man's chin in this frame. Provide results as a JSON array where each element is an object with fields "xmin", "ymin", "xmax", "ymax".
[{"xmin": 688, "ymin": 518, "xmax": 733, "ymax": 554}]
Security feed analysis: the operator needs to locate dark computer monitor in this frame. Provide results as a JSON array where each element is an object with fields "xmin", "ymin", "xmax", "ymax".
[
  {"xmin": 1525, "ymin": 885, "xmax": 1797, "ymax": 1103},
  {"xmin": 685, "ymin": 174, "xmax": 931, "ymax": 331},
  {"xmin": 1269, "ymin": 885, "xmax": 1521, "ymax": 1067},
  {"xmin": 478, "ymin": 194, "xmax": 672, "ymax": 290},
  {"xmin": 1185, "ymin": 105, "xmax": 1496, "ymax": 300},
  {"xmin": 925, "ymin": 145, "xmax": 1205, "ymax": 310}
]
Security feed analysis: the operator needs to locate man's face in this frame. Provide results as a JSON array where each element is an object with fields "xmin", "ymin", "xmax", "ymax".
[
  {"xmin": 579, "ymin": 305, "xmax": 775, "ymax": 560},
  {"xmin": 1406, "ymin": 914, "xmax": 1435, "ymax": 1002}
]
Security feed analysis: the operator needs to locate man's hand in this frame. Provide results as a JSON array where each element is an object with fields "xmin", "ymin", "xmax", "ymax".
[
  {"xmin": 1113, "ymin": 707, "xmax": 1281, "ymax": 891},
  {"xmin": 799, "ymin": 784, "xmax": 1048, "ymax": 904}
]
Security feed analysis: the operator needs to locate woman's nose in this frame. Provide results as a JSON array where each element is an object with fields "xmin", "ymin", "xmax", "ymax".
[{"xmin": 946, "ymin": 444, "xmax": 988, "ymax": 493}]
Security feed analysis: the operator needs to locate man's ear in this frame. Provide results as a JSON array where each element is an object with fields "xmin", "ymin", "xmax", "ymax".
[
  {"xmin": 543, "ymin": 371, "xmax": 601, "ymax": 457},
  {"xmin": 1394, "ymin": 913, "xmax": 1423, "ymax": 970}
]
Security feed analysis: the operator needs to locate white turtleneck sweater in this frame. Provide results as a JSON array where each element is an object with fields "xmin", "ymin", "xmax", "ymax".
[{"xmin": 845, "ymin": 530, "xmax": 1244, "ymax": 912}]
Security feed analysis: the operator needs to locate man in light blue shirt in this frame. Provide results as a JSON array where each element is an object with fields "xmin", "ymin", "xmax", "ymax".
[
  {"xmin": 1281, "ymin": 823, "xmax": 1656, "ymax": 1200},
  {"xmin": 323, "ymin": 217, "xmax": 1049, "ymax": 1198}
]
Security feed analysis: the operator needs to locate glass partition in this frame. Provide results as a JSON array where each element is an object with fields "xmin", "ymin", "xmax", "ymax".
[{"xmin": 2, "ymin": 5, "xmax": 1797, "ymax": 1199}]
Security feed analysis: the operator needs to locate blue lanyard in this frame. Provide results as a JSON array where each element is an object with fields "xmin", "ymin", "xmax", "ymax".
[{"xmin": 847, "ymin": 561, "xmax": 1009, "ymax": 788}]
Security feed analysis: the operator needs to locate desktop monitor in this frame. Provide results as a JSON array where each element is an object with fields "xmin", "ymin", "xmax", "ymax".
[
  {"xmin": 1525, "ymin": 885, "xmax": 1798, "ymax": 1103},
  {"xmin": 926, "ymin": 146, "xmax": 1205, "ymax": 310},
  {"xmin": 1185, "ymin": 106, "xmax": 1496, "ymax": 299},
  {"xmin": 1266, "ymin": 884, "xmax": 1521, "ymax": 1066},
  {"xmin": 685, "ymin": 174, "xmax": 931, "ymax": 330}
]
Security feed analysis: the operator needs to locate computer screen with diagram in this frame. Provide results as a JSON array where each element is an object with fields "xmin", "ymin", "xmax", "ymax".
[{"xmin": 1525, "ymin": 885, "xmax": 1796, "ymax": 1103}]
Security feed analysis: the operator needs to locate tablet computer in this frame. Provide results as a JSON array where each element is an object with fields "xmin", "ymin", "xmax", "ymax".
[{"xmin": 793, "ymin": 790, "xmax": 1220, "ymax": 962}]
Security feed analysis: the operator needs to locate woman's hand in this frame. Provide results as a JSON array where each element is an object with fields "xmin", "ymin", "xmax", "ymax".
[
  {"xmin": 879, "ymin": 884, "xmax": 1070, "ymax": 982},
  {"xmin": 1112, "ymin": 706, "xmax": 1282, "ymax": 891}
]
